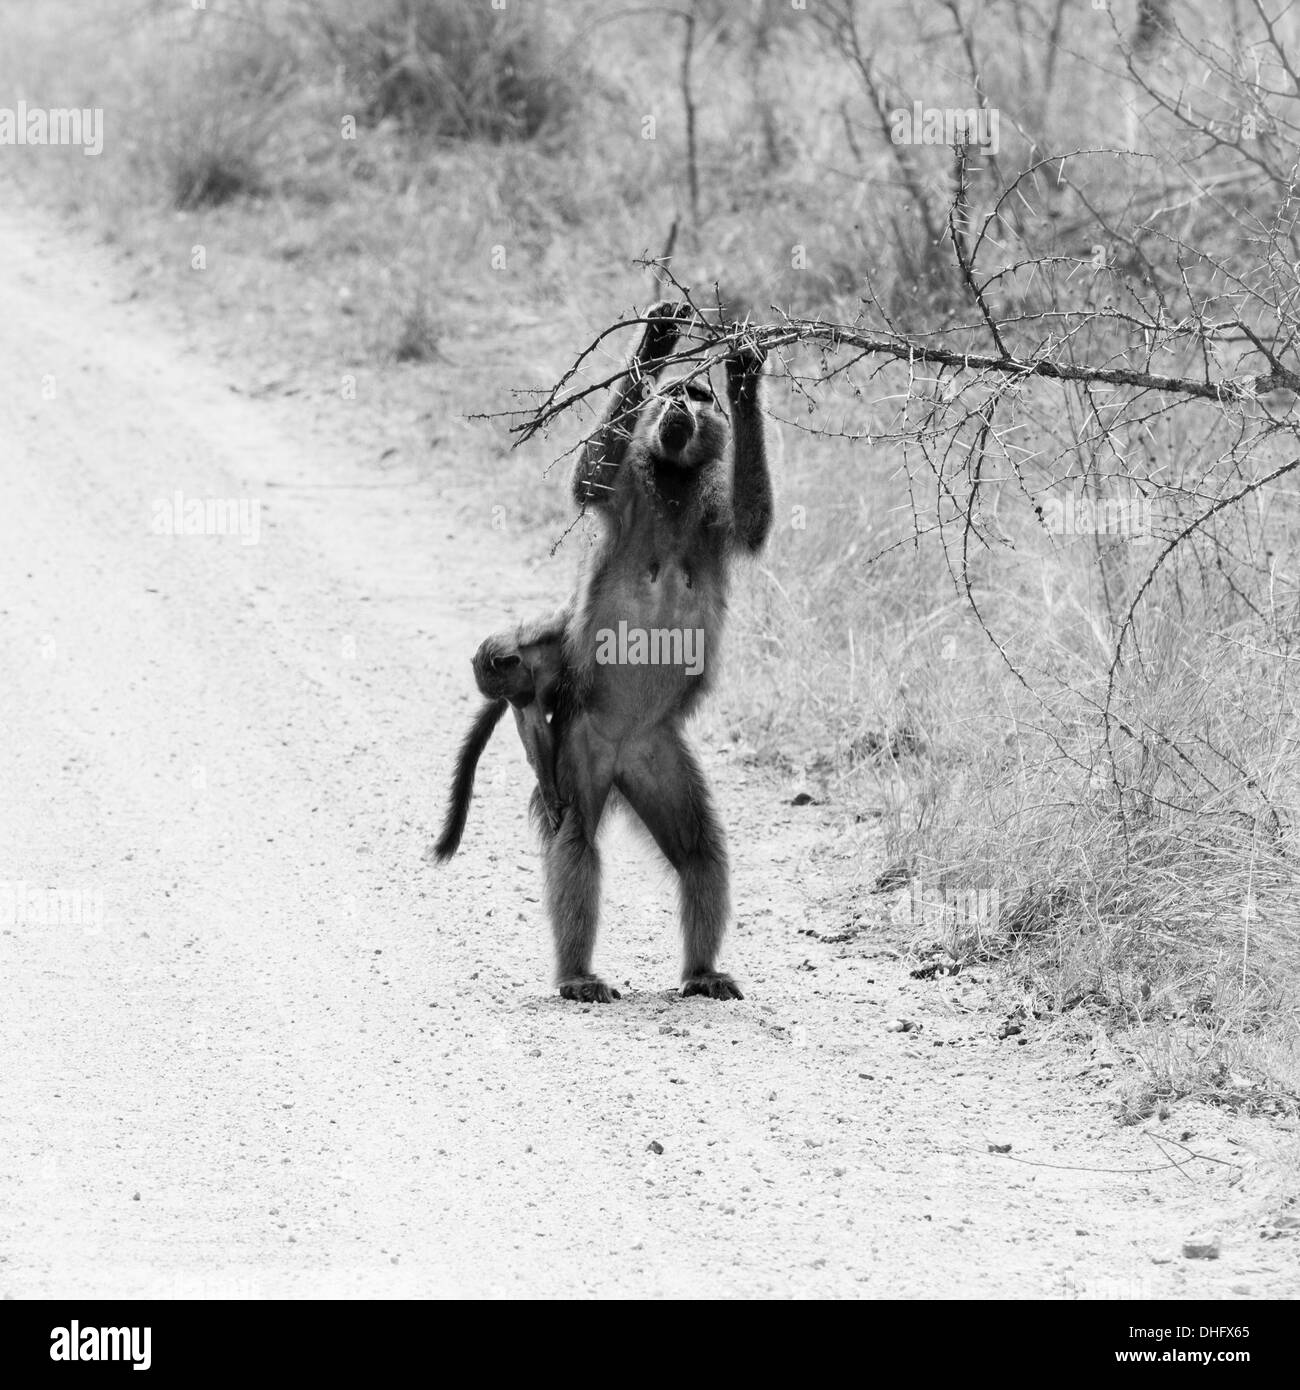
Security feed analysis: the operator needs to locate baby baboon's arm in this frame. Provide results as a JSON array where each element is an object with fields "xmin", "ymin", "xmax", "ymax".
[
  {"xmin": 511, "ymin": 609, "xmax": 568, "ymax": 829},
  {"xmin": 725, "ymin": 346, "xmax": 773, "ymax": 553},
  {"xmin": 511, "ymin": 703, "xmax": 563, "ymax": 831},
  {"xmin": 572, "ymin": 301, "xmax": 691, "ymax": 509}
]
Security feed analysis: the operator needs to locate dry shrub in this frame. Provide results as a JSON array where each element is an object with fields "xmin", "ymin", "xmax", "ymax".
[{"xmin": 313, "ymin": 0, "xmax": 578, "ymax": 143}]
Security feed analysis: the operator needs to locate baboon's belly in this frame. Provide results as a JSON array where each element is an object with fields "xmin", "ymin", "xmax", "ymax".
[{"xmin": 581, "ymin": 563, "xmax": 718, "ymax": 720}]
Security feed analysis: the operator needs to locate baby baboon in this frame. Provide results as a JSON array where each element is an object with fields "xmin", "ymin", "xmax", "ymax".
[
  {"xmin": 431, "ymin": 607, "xmax": 569, "ymax": 862},
  {"xmin": 540, "ymin": 300, "xmax": 772, "ymax": 1002}
]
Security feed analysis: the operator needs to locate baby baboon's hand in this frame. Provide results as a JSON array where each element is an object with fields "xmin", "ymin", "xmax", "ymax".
[{"xmin": 726, "ymin": 342, "xmax": 766, "ymax": 401}]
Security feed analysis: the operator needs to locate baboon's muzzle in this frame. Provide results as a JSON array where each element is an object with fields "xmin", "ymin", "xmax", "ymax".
[{"xmin": 658, "ymin": 404, "xmax": 695, "ymax": 455}]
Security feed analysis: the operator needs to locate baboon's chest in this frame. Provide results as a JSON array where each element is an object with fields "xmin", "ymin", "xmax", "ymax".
[
  {"xmin": 581, "ymin": 545, "xmax": 724, "ymax": 715},
  {"xmin": 592, "ymin": 526, "xmax": 724, "ymax": 630},
  {"xmin": 609, "ymin": 500, "xmax": 720, "ymax": 619},
  {"xmin": 624, "ymin": 554, "xmax": 704, "ymax": 623}
]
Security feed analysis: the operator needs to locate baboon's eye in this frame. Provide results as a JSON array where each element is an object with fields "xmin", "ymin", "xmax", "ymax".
[{"xmin": 685, "ymin": 384, "xmax": 713, "ymax": 404}]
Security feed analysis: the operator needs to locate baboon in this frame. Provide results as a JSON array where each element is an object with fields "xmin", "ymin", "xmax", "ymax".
[
  {"xmin": 540, "ymin": 300, "xmax": 772, "ymax": 1002},
  {"xmin": 431, "ymin": 607, "xmax": 569, "ymax": 862},
  {"xmin": 433, "ymin": 302, "xmax": 772, "ymax": 1003}
]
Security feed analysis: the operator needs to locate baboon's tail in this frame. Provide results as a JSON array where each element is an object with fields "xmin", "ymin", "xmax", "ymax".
[{"xmin": 431, "ymin": 699, "xmax": 508, "ymax": 862}]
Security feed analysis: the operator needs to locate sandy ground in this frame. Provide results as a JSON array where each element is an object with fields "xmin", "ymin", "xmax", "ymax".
[{"xmin": 1, "ymin": 207, "xmax": 1297, "ymax": 1300}]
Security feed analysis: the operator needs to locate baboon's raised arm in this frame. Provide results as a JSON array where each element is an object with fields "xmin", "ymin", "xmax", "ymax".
[
  {"xmin": 572, "ymin": 301, "xmax": 692, "ymax": 510},
  {"xmin": 725, "ymin": 346, "xmax": 773, "ymax": 553}
]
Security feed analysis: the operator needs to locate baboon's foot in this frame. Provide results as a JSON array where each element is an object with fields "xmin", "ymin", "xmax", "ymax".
[
  {"xmin": 558, "ymin": 974, "xmax": 622, "ymax": 1003},
  {"xmin": 681, "ymin": 970, "xmax": 744, "ymax": 1001}
]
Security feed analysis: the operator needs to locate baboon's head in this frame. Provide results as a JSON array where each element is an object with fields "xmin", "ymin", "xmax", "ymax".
[
  {"xmin": 638, "ymin": 368, "xmax": 729, "ymax": 470},
  {"xmin": 473, "ymin": 633, "xmax": 527, "ymax": 703}
]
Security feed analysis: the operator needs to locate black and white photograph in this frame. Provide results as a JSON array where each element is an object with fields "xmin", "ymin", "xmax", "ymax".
[{"xmin": 1, "ymin": 0, "xmax": 1298, "ymax": 1325}]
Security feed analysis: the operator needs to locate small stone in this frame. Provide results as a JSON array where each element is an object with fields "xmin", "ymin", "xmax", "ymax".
[
  {"xmin": 646, "ymin": 1140, "xmax": 664, "ymax": 1155},
  {"xmin": 885, "ymin": 1018, "xmax": 918, "ymax": 1033},
  {"xmin": 1182, "ymin": 1232, "xmax": 1220, "ymax": 1260},
  {"xmin": 987, "ymin": 1143, "xmax": 1012, "ymax": 1154},
  {"xmin": 131, "ymin": 1192, "xmax": 140, "ymax": 1201}
]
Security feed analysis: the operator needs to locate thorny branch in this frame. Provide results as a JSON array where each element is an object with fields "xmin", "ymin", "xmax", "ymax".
[
  {"xmin": 513, "ymin": 312, "xmax": 1292, "ymax": 445},
  {"xmin": 504, "ymin": 142, "xmax": 1300, "ymax": 837}
]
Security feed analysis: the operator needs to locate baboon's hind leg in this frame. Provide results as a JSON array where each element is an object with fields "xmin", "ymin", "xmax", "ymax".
[
  {"xmin": 616, "ymin": 727, "xmax": 742, "ymax": 1000},
  {"xmin": 541, "ymin": 735, "xmax": 618, "ymax": 1002}
]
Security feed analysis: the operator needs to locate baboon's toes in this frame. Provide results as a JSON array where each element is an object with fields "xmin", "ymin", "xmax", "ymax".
[
  {"xmin": 681, "ymin": 971, "xmax": 744, "ymax": 1001},
  {"xmin": 558, "ymin": 975, "xmax": 621, "ymax": 1003}
]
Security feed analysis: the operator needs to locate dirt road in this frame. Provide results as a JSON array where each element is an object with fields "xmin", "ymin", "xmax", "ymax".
[{"xmin": 1, "ymin": 208, "xmax": 1294, "ymax": 1299}]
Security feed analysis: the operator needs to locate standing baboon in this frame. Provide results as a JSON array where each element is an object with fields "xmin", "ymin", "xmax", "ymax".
[
  {"xmin": 538, "ymin": 301, "xmax": 772, "ymax": 1002},
  {"xmin": 432, "ymin": 303, "xmax": 772, "ymax": 1001}
]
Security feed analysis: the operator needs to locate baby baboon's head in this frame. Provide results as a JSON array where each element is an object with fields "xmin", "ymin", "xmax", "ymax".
[
  {"xmin": 640, "ymin": 368, "xmax": 728, "ymax": 469},
  {"xmin": 472, "ymin": 632, "xmax": 527, "ymax": 703}
]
